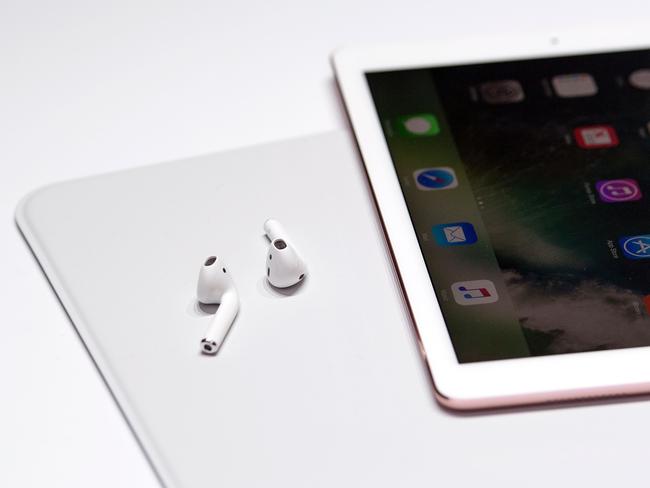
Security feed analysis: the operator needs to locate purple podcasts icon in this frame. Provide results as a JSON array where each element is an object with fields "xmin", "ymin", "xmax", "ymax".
[{"xmin": 595, "ymin": 179, "xmax": 642, "ymax": 203}]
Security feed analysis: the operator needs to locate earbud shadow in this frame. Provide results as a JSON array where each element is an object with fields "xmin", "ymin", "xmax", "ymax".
[
  {"xmin": 197, "ymin": 302, "xmax": 219, "ymax": 314},
  {"xmin": 258, "ymin": 276, "xmax": 307, "ymax": 298},
  {"xmin": 186, "ymin": 299, "xmax": 219, "ymax": 317}
]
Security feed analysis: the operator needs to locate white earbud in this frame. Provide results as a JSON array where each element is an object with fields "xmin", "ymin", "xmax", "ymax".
[
  {"xmin": 264, "ymin": 219, "xmax": 307, "ymax": 288},
  {"xmin": 196, "ymin": 256, "xmax": 240, "ymax": 355}
]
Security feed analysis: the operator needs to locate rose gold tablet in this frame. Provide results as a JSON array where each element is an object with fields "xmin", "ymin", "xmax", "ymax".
[{"xmin": 333, "ymin": 31, "xmax": 650, "ymax": 409}]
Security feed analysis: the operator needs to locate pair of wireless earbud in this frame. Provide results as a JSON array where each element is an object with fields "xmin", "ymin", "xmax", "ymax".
[{"xmin": 196, "ymin": 219, "xmax": 307, "ymax": 355}]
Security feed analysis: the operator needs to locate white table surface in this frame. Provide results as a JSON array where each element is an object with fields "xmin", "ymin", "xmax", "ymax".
[{"xmin": 3, "ymin": 1, "xmax": 650, "ymax": 486}]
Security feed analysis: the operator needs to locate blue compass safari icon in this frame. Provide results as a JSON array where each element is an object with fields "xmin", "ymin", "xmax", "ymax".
[
  {"xmin": 619, "ymin": 235, "xmax": 650, "ymax": 260},
  {"xmin": 413, "ymin": 167, "xmax": 458, "ymax": 191}
]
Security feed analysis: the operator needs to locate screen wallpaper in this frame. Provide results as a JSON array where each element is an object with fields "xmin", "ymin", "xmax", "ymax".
[{"xmin": 367, "ymin": 49, "xmax": 650, "ymax": 363}]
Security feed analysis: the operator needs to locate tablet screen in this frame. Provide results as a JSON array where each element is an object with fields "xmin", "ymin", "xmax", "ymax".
[{"xmin": 366, "ymin": 49, "xmax": 650, "ymax": 363}]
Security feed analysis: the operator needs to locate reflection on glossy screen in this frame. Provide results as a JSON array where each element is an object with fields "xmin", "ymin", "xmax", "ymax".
[{"xmin": 368, "ymin": 50, "xmax": 650, "ymax": 363}]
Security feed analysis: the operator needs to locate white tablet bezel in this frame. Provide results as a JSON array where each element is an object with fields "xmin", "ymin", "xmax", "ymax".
[{"xmin": 333, "ymin": 31, "xmax": 650, "ymax": 409}]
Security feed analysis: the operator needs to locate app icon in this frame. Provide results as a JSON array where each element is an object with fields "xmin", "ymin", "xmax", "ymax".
[
  {"xmin": 619, "ymin": 235, "xmax": 650, "ymax": 260},
  {"xmin": 432, "ymin": 222, "xmax": 478, "ymax": 246},
  {"xmin": 551, "ymin": 73, "xmax": 598, "ymax": 98},
  {"xmin": 479, "ymin": 80, "xmax": 525, "ymax": 104},
  {"xmin": 396, "ymin": 113, "xmax": 440, "ymax": 137},
  {"xmin": 629, "ymin": 69, "xmax": 650, "ymax": 90},
  {"xmin": 413, "ymin": 167, "xmax": 458, "ymax": 191},
  {"xmin": 574, "ymin": 125, "xmax": 619, "ymax": 148},
  {"xmin": 595, "ymin": 179, "xmax": 642, "ymax": 203},
  {"xmin": 451, "ymin": 280, "xmax": 499, "ymax": 306}
]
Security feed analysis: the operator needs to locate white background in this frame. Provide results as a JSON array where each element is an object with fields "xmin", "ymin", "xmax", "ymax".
[{"xmin": 3, "ymin": 1, "xmax": 650, "ymax": 486}]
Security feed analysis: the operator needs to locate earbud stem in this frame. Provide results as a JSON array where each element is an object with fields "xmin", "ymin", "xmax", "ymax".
[
  {"xmin": 264, "ymin": 219, "xmax": 286, "ymax": 243},
  {"xmin": 201, "ymin": 289, "xmax": 240, "ymax": 354}
]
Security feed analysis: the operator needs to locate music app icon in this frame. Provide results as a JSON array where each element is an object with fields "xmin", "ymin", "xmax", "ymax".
[
  {"xmin": 595, "ymin": 179, "xmax": 642, "ymax": 203},
  {"xmin": 451, "ymin": 280, "xmax": 499, "ymax": 306}
]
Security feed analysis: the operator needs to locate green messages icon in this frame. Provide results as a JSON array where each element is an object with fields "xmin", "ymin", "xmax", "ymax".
[{"xmin": 395, "ymin": 113, "xmax": 440, "ymax": 137}]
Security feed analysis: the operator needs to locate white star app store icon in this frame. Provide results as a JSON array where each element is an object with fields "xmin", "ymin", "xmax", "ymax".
[{"xmin": 451, "ymin": 280, "xmax": 499, "ymax": 306}]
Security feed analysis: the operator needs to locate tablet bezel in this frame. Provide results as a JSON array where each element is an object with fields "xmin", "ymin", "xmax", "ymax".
[{"xmin": 332, "ymin": 31, "xmax": 650, "ymax": 409}]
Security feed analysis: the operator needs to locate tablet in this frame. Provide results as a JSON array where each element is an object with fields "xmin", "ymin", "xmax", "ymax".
[{"xmin": 333, "ymin": 32, "xmax": 650, "ymax": 409}]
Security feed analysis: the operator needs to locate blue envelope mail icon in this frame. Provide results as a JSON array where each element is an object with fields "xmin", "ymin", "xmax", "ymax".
[
  {"xmin": 432, "ymin": 222, "xmax": 478, "ymax": 246},
  {"xmin": 444, "ymin": 226, "xmax": 466, "ymax": 242}
]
